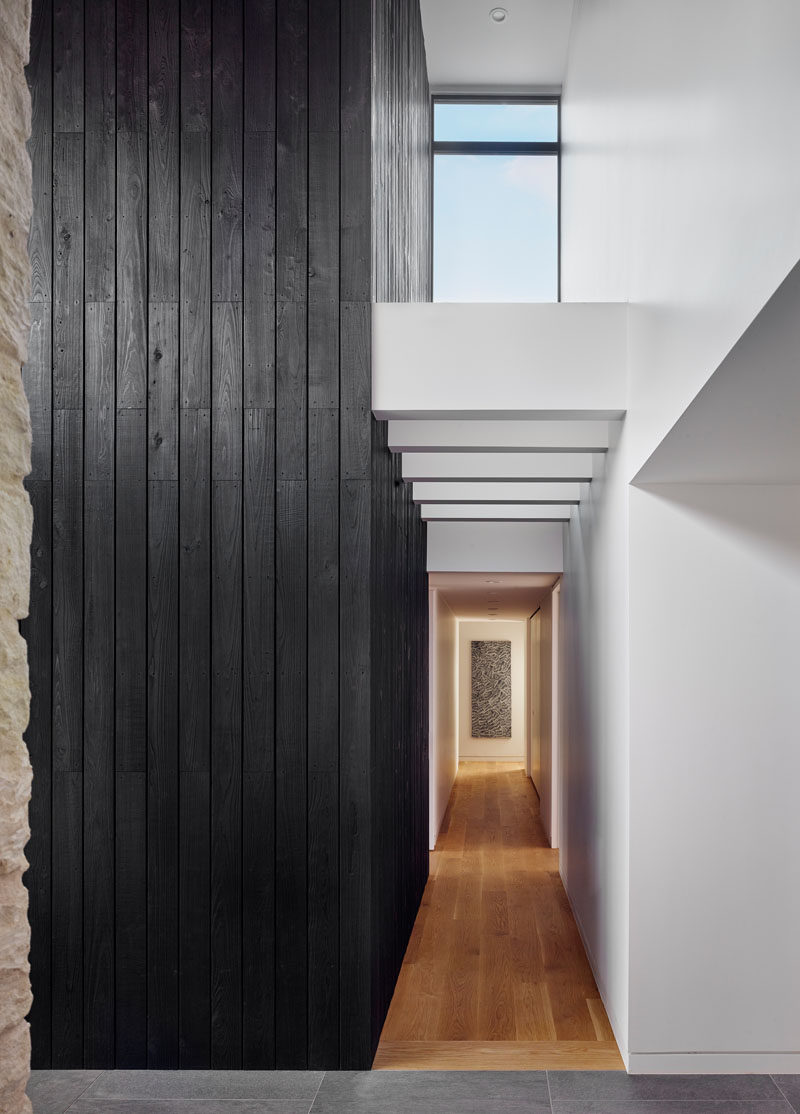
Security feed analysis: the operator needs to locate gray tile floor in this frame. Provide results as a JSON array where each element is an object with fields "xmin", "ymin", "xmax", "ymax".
[{"xmin": 26, "ymin": 1070, "xmax": 800, "ymax": 1114}]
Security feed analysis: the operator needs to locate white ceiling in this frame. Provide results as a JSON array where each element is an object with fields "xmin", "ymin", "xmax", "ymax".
[
  {"xmin": 419, "ymin": 0, "xmax": 575, "ymax": 92},
  {"xmin": 429, "ymin": 571, "xmax": 558, "ymax": 620}
]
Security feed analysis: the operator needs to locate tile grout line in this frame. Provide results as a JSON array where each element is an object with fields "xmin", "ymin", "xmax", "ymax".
[
  {"xmin": 771, "ymin": 1075, "xmax": 799, "ymax": 1114},
  {"xmin": 307, "ymin": 1069, "xmax": 327, "ymax": 1113},
  {"xmin": 61, "ymin": 1068, "xmax": 107, "ymax": 1113}
]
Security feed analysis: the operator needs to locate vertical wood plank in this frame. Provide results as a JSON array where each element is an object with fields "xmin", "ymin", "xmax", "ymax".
[
  {"xmin": 179, "ymin": 770, "xmax": 211, "ymax": 1065},
  {"xmin": 307, "ymin": 413, "xmax": 339, "ymax": 1066},
  {"xmin": 149, "ymin": 0, "xmax": 180, "ymax": 301},
  {"xmin": 211, "ymin": 0, "xmax": 243, "ymax": 302},
  {"xmin": 83, "ymin": 301, "xmax": 115, "ymax": 1065},
  {"xmin": 180, "ymin": 131, "xmax": 211, "ymax": 409},
  {"xmin": 242, "ymin": 407, "xmax": 275, "ymax": 1067},
  {"xmin": 339, "ymin": 477, "xmax": 371, "ymax": 1068},
  {"xmin": 115, "ymin": 408, "xmax": 147, "ymax": 773},
  {"xmin": 147, "ymin": 479, "xmax": 180, "ymax": 1066},
  {"xmin": 243, "ymin": 133, "xmax": 276, "ymax": 409},
  {"xmin": 53, "ymin": 133, "xmax": 84, "ymax": 410},
  {"xmin": 115, "ymin": 772, "xmax": 147, "ymax": 1065},
  {"xmin": 276, "ymin": 300, "xmax": 307, "ymax": 481},
  {"xmin": 210, "ymin": 480, "xmax": 243, "ymax": 1065},
  {"xmin": 52, "ymin": 409, "xmax": 83, "ymax": 774},
  {"xmin": 115, "ymin": 411, "xmax": 148, "ymax": 1067},
  {"xmin": 178, "ymin": 409, "xmax": 211, "ymax": 772},
  {"xmin": 178, "ymin": 410, "xmax": 211, "ymax": 1066},
  {"xmin": 212, "ymin": 302, "xmax": 243, "ymax": 480},
  {"xmin": 275, "ymin": 478, "xmax": 307, "ymax": 1067},
  {"xmin": 244, "ymin": 0, "xmax": 275, "ymax": 132},
  {"xmin": 53, "ymin": 0, "xmax": 84, "ymax": 132},
  {"xmin": 340, "ymin": 0, "xmax": 370, "ymax": 304},
  {"xmin": 276, "ymin": 0, "xmax": 308, "ymax": 303},
  {"xmin": 181, "ymin": 0, "xmax": 211, "ymax": 132},
  {"xmin": 148, "ymin": 302, "xmax": 179, "ymax": 479},
  {"xmin": 52, "ymin": 772, "xmax": 83, "ymax": 1065},
  {"xmin": 117, "ymin": 0, "xmax": 148, "ymax": 408},
  {"xmin": 84, "ymin": 0, "xmax": 115, "ymax": 303}
]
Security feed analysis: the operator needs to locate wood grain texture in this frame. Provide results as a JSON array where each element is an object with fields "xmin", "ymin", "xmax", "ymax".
[
  {"xmin": 180, "ymin": 130, "xmax": 211, "ymax": 408},
  {"xmin": 147, "ymin": 480, "xmax": 180, "ymax": 1065},
  {"xmin": 375, "ymin": 764, "xmax": 624, "ymax": 1070},
  {"xmin": 373, "ymin": 1040, "xmax": 625, "ymax": 1071},
  {"xmin": 53, "ymin": 133, "xmax": 84, "ymax": 410},
  {"xmin": 27, "ymin": 0, "xmax": 432, "ymax": 1072},
  {"xmin": 51, "ymin": 772, "xmax": 83, "ymax": 1066},
  {"xmin": 211, "ymin": 0, "xmax": 243, "ymax": 302},
  {"xmin": 84, "ymin": 0, "xmax": 115, "ymax": 303},
  {"xmin": 149, "ymin": 0, "xmax": 180, "ymax": 301},
  {"xmin": 275, "ymin": 478, "xmax": 308, "ymax": 1067},
  {"xmin": 242, "ymin": 408, "xmax": 275, "ymax": 1067},
  {"xmin": 83, "ymin": 473, "xmax": 115, "ymax": 1063},
  {"xmin": 210, "ymin": 479, "xmax": 243, "ymax": 1066}
]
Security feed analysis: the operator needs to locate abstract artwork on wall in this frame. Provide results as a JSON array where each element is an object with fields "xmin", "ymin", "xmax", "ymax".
[{"xmin": 471, "ymin": 640, "xmax": 512, "ymax": 738}]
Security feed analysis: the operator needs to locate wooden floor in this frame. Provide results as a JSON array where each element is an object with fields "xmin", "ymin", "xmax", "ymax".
[{"xmin": 374, "ymin": 762, "xmax": 624, "ymax": 1071}]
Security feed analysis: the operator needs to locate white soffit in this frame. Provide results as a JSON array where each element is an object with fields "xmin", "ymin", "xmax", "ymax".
[
  {"xmin": 426, "ymin": 521, "xmax": 564, "ymax": 573},
  {"xmin": 413, "ymin": 481, "xmax": 581, "ymax": 504},
  {"xmin": 420, "ymin": 0, "xmax": 574, "ymax": 92},
  {"xmin": 389, "ymin": 419, "xmax": 609, "ymax": 453},
  {"xmin": 420, "ymin": 504, "xmax": 572, "ymax": 521},
  {"xmin": 402, "ymin": 452, "xmax": 594, "ymax": 481}
]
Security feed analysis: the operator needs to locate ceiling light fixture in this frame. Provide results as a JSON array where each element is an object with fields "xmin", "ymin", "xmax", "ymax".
[{"xmin": 489, "ymin": 7, "xmax": 508, "ymax": 22}]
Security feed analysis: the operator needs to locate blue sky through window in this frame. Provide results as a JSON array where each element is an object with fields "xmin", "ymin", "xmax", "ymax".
[
  {"xmin": 433, "ymin": 102, "xmax": 559, "ymax": 302},
  {"xmin": 434, "ymin": 153, "xmax": 558, "ymax": 302},
  {"xmin": 434, "ymin": 101, "xmax": 558, "ymax": 143}
]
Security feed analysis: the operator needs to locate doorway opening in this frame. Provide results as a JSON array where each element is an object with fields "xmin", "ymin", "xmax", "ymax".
[{"xmin": 374, "ymin": 573, "xmax": 623, "ymax": 1070}]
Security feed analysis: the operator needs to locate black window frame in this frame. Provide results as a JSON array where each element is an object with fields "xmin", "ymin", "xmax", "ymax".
[{"xmin": 431, "ymin": 95, "xmax": 562, "ymax": 302}]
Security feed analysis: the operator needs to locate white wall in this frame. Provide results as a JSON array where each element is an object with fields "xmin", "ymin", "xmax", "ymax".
[
  {"xmin": 562, "ymin": 0, "xmax": 800, "ymax": 478},
  {"xmin": 372, "ymin": 302, "xmax": 627, "ymax": 419},
  {"xmin": 627, "ymin": 485, "xmax": 800, "ymax": 1071},
  {"xmin": 429, "ymin": 589, "xmax": 458, "ymax": 849},
  {"xmin": 559, "ymin": 427, "xmax": 631, "ymax": 1061},
  {"xmin": 559, "ymin": 0, "xmax": 800, "ymax": 1069},
  {"xmin": 458, "ymin": 620, "xmax": 527, "ymax": 761}
]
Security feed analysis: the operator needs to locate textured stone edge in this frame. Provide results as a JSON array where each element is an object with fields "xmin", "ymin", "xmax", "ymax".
[{"xmin": 0, "ymin": 3, "xmax": 34, "ymax": 1113}]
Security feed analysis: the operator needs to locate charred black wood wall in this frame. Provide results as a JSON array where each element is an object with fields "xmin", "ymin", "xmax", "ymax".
[{"xmin": 23, "ymin": 0, "xmax": 430, "ymax": 1070}]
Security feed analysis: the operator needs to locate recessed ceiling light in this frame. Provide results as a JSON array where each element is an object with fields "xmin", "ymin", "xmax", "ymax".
[{"xmin": 489, "ymin": 7, "xmax": 508, "ymax": 22}]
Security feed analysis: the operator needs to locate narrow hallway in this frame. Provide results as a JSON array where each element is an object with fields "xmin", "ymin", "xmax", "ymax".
[{"xmin": 375, "ymin": 763, "xmax": 623, "ymax": 1070}]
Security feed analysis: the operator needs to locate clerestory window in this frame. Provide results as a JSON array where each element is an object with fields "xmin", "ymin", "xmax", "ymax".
[{"xmin": 433, "ymin": 98, "xmax": 560, "ymax": 302}]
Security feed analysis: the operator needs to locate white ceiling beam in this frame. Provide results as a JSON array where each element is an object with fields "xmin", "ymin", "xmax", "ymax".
[
  {"xmin": 413, "ymin": 481, "xmax": 581, "ymax": 504},
  {"xmin": 389, "ymin": 419, "xmax": 609, "ymax": 453},
  {"xmin": 427, "ymin": 522, "xmax": 564, "ymax": 573},
  {"xmin": 420, "ymin": 504, "xmax": 572, "ymax": 522},
  {"xmin": 402, "ymin": 451, "xmax": 594, "ymax": 482}
]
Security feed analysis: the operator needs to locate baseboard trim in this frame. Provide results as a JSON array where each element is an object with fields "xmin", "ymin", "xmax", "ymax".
[{"xmin": 628, "ymin": 1051, "xmax": 800, "ymax": 1074}]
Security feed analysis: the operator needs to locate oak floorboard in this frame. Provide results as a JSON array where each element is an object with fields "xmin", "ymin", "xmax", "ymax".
[
  {"xmin": 374, "ymin": 1039, "xmax": 625, "ymax": 1071},
  {"xmin": 375, "ymin": 762, "xmax": 624, "ymax": 1071}
]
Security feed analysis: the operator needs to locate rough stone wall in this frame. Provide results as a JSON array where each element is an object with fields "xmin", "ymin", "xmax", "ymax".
[{"xmin": 0, "ymin": 1, "xmax": 33, "ymax": 1112}]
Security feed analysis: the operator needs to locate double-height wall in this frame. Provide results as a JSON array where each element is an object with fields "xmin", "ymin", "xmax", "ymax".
[{"xmin": 23, "ymin": 0, "xmax": 429, "ymax": 1070}]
